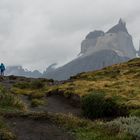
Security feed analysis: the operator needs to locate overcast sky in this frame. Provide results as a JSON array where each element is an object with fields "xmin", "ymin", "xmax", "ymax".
[{"xmin": 0, "ymin": 0, "xmax": 140, "ymax": 71}]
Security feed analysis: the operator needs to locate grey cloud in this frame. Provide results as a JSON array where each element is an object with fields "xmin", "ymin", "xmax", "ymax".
[{"xmin": 0, "ymin": 0, "xmax": 140, "ymax": 71}]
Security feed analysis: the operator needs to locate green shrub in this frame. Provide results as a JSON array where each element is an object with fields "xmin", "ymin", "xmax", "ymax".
[
  {"xmin": 106, "ymin": 117, "xmax": 140, "ymax": 139},
  {"xmin": 14, "ymin": 82, "xmax": 30, "ymax": 89},
  {"xmin": 0, "ymin": 117, "xmax": 16, "ymax": 140},
  {"xmin": 0, "ymin": 85, "xmax": 6, "ymax": 94},
  {"xmin": 0, "ymin": 85, "xmax": 26, "ymax": 111},
  {"xmin": 30, "ymin": 80, "xmax": 45, "ymax": 89},
  {"xmin": 29, "ymin": 92, "xmax": 45, "ymax": 99},
  {"xmin": 31, "ymin": 99, "xmax": 46, "ymax": 107},
  {"xmin": 130, "ymin": 109, "xmax": 140, "ymax": 117},
  {"xmin": 81, "ymin": 92, "xmax": 126, "ymax": 119},
  {"xmin": 0, "ymin": 93, "xmax": 26, "ymax": 111},
  {"xmin": 14, "ymin": 80, "xmax": 45, "ymax": 90}
]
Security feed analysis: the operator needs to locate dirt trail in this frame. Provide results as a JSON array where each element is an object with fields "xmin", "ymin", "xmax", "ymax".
[
  {"xmin": 1, "ymin": 77, "xmax": 81, "ymax": 140},
  {"xmin": 24, "ymin": 95, "xmax": 81, "ymax": 116},
  {"xmin": 1, "ymin": 78, "xmax": 81, "ymax": 116},
  {"xmin": 6, "ymin": 117, "xmax": 75, "ymax": 140}
]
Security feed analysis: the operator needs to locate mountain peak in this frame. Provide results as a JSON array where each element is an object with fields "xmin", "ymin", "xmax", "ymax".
[
  {"xmin": 107, "ymin": 18, "xmax": 128, "ymax": 34},
  {"xmin": 118, "ymin": 18, "xmax": 126, "ymax": 26}
]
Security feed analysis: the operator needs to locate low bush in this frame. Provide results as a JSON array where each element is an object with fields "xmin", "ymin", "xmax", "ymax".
[
  {"xmin": 81, "ymin": 92, "xmax": 127, "ymax": 119},
  {"xmin": 31, "ymin": 99, "xmax": 46, "ymax": 107},
  {"xmin": 106, "ymin": 116, "xmax": 140, "ymax": 139},
  {"xmin": 30, "ymin": 80, "xmax": 45, "ymax": 89},
  {"xmin": 0, "ymin": 85, "xmax": 26, "ymax": 111},
  {"xmin": 50, "ymin": 113, "xmax": 132, "ymax": 140},
  {"xmin": 130, "ymin": 109, "xmax": 140, "ymax": 117},
  {"xmin": 0, "ymin": 117, "xmax": 16, "ymax": 140},
  {"xmin": 0, "ymin": 93, "xmax": 26, "ymax": 111},
  {"xmin": 14, "ymin": 82, "xmax": 30, "ymax": 89},
  {"xmin": 14, "ymin": 80, "xmax": 45, "ymax": 90},
  {"xmin": 29, "ymin": 92, "xmax": 45, "ymax": 99}
]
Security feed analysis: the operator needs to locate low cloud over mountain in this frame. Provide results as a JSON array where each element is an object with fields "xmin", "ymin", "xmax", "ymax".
[{"xmin": 43, "ymin": 19, "xmax": 137, "ymax": 80}]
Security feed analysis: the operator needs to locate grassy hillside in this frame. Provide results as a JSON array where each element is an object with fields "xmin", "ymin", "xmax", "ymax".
[
  {"xmin": 0, "ymin": 58, "xmax": 139, "ymax": 140},
  {"xmin": 48, "ymin": 58, "xmax": 140, "ymax": 109}
]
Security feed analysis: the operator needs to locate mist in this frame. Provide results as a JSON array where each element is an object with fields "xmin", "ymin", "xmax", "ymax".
[{"xmin": 0, "ymin": 0, "xmax": 140, "ymax": 71}]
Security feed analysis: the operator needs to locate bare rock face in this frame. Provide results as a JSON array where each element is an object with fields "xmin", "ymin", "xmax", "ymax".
[
  {"xmin": 81, "ymin": 30, "xmax": 104, "ymax": 54},
  {"xmin": 81, "ymin": 19, "xmax": 136, "ymax": 58},
  {"xmin": 44, "ymin": 19, "xmax": 137, "ymax": 80},
  {"xmin": 45, "ymin": 50, "xmax": 129, "ymax": 80}
]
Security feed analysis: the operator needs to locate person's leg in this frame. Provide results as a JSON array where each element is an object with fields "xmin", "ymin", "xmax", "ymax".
[{"xmin": 1, "ymin": 70, "xmax": 4, "ymax": 76}]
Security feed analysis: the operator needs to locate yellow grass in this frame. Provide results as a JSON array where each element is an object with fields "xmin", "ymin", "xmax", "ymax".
[{"xmin": 47, "ymin": 58, "xmax": 140, "ymax": 107}]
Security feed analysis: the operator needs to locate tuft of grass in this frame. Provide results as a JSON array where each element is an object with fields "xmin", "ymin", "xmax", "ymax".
[
  {"xmin": 11, "ymin": 86, "xmax": 46, "ymax": 100},
  {"xmin": 12, "ymin": 79, "xmax": 47, "ymax": 100},
  {"xmin": 0, "ymin": 117, "xmax": 16, "ymax": 140},
  {"xmin": 31, "ymin": 99, "xmax": 47, "ymax": 107},
  {"xmin": 29, "ymin": 91, "xmax": 45, "ymax": 99},
  {"xmin": 13, "ymin": 79, "xmax": 45, "ymax": 90},
  {"xmin": 0, "ymin": 85, "xmax": 27, "ymax": 112},
  {"xmin": 10, "ymin": 87, "xmax": 33, "ymax": 96},
  {"xmin": 14, "ymin": 82, "xmax": 30, "ymax": 89},
  {"xmin": 129, "ymin": 109, "xmax": 140, "ymax": 117},
  {"xmin": 30, "ymin": 80, "xmax": 45, "ymax": 89}
]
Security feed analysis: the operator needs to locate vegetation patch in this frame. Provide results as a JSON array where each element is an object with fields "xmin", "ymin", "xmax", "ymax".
[
  {"xmin": 1, "ymin": 112, "xmax": 135, "ymax": 140},
  {"xmin": 129, "ymin": 109, "xmax": 140, "ymax": 117},
  {"xmin": 29, "ymin": 91, "xmax": 45, "ymax": 99},
  {"xmin": 47, "ymin": 58, "xmax": 140, "ymax": 113},
  {"xmin": 49, "ymin": 113, "xmax": 133, "ymax": 140},
  {"xmin": 31, "ymin": 99, "xmax": 47, "ymax": 107},
  {"xmin": 81, "ymin": 92, "xmax": 127, "ymax": 119},
  {"xmin": 10, "ymin": 87, "xmax": 33, "ymax": 95},
  {"xmin": 14, "ymin": 82, "xmax": 30, "ymax": 89},
  {"xmin": 105, "ymin": 116, "xmax": 140, "ymax": 139},
  {"xmin": 13, "ymin": 79, "xmax": 45, "ymax": 90},
  {"xmin": 0, "ymin": 117, "xmax": 16, "ymax": 140},
  {"xmin": 0, "ymin": 85, "xmax": 26, "ymax": 112}
]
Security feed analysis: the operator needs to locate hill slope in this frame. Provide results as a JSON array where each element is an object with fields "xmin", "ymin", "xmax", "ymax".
[
  {"xmin": 48, "ymin": 58, "xmax": 140, "ymax": 108},
  {"xmin": 0, "ymin": 59, "xmax": 140, "ymax": 139},
  {"xmin": 45, "ymin": 50, "xmax": 129, "ymax": 80}
]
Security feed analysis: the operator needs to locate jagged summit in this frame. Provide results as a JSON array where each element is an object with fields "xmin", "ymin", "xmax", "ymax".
[
  {"xmin": 80, "ymin": 18, "xmax": 136, "ymax": 58},
  {"xmin": 85, "ymin": 30, "xmax": 104, "ymax": 39},
  {"xmin": 119, "ymin": 18, "xmax": 126, "ymax": 26},
  {"xmin": 107, "ymin": 18, "xmax": 128, "ymax": 34}
]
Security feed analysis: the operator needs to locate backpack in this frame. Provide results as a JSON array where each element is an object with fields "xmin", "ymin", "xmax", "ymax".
[{"xmin": 1, "ymin": 64, "xmax": 5, "ymax": 71}]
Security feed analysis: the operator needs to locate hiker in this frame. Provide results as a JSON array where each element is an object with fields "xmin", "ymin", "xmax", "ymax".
[{"xmin": 0, "ymin": 63, "xmax": 5, "ymax": 76}]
